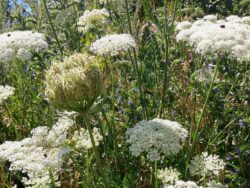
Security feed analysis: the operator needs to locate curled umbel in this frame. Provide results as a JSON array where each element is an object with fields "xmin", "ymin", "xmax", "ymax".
[{"xmin": 45, "ymin": 53, "xmax": 102, "ymax": 112}]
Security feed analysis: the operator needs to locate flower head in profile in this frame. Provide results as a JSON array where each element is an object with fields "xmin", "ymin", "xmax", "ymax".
[
  {"xmin": 45, "ymin": 52, "xmax": 102, "ymax": 111},
  {"xmin": 78, "ymin": 8, "xmax": 109, "ymax": 33},
  {"xmin": 90, "ymin": 34, "xmax": 136, "ymax": 56},
  {"xmin": 126, "ymin": 118, "xmax": 188, "ymax": 161}
]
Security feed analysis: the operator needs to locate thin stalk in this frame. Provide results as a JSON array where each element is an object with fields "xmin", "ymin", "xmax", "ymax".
[
  {"xmin": 206, "ymin": 118, "xmax": 237, "ymax": 150},
  {"xmin": 125, "ymin": 0, "xmax": 148, "ymax": 119},
  {"xmin": 203, "ymin": 175, "xmax": 206, "ymax": 187},
  {"xmin": 192, "ymin": 62, "xmax": 219, "ymax": 143},
  {"xmin": 185, "ymin": 61, "xmax": 220, "ymax": 178},
  {"xmin": 159, "ymin": 0, "xmax": 178, "ymax": 117},
  {"xmin": 110, "ymin": 63, "xmax": 120, "ymax": 175},
  {"xmin": 85, "ymin": 118, "xmax": 100, "ymax": 160},
  {"xmin": 84, "ymin": 116, "xmax": 108, "ymax": 187},
  {"xmin": 42, "ymin": 0, "xmax": 63, "ymax": 56},
  {"xmin": 155, "ymin": 161, "xmax": 158, "ymax": 188}
]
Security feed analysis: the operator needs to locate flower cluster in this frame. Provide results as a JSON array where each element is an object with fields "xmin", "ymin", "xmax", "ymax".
[
  {"xmin": 72, "ymin": 127, "xmax": 103, "ymax": 149},
  {"xmin": 0, "ymin": 85, "xmax": 15, "ymax": 104},
  {"xmin": 45, "ymin": 53, "xmax": 102, "ymax": 111},
  {"xmin": 90, "ymin": 34, "xmax": 136, "ymax": 56},
  {"xmin": 77, "ymin": 8, "xmax": 109, "ymax": 33},
  {"xmin": 158, "ymin": 167, "xmax": 180, "ymax": 186},
  {"xmin": 166, "ymin": 180, "xmax": 200, "ymax": 188},
  {"xmin": 189, "ymin": 152, "xmax": 225, "ymax": 177},
  {"xmin": 0, "ymin": 115, "xmax": 75, "ymax": 188},
  {"xmin": 126, "ymin": 118, "xmax": 188, "ymax": 161},
  {"xmin": 0, "ymin": 31, "xmax": 48, "ymax": 62},
  {"xmin": 192, "ymin": 64, "xmax": 215, "ymax": 83},
  {"xmin": 176, "ymin": 15, "xmax": 250, "ymax": 61}
]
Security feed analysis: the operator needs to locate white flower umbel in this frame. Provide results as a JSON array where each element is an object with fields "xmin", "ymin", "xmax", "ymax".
[
  {"xmin": 207, "ymin": 180, "xmax": 226, "ymax": 188},
  {"xmin": 0, "ymin": 31, "xmax": 48, "ymax": 62},
  {"xmin": 90, "ymin": 34, "xmax": 136, "ymax": 56},
  {"xmin": 165, "ymin": 180, "xmax": 200, "ymax": 188},
  {"xmin": 77, "ymin": 8, "xmax": 109, "ymax": 33},
  {"xmin": 189, "ymin": 152, "xmax": 225, "ymax": 177},
  {"xmin": 158, "ymin": 167, "xmax": 180, "ymax": 186},
  {"xmin": 126, "ymin": 118, "xmax": 188, "ymax": 161},
  {"xmin": 176, "ymin": 15, "xmax": 250, "ymax": 62},
  {"xmin": 72, "ymin": 127, "xmax": 103, "ymax": 149},
  {"xmin": 0, "ymin": 116, "xmax": 75, "ymax": 188},
  {"xmin": 0, "ymin": 85, "xmax": 15, "ymax": 104}
]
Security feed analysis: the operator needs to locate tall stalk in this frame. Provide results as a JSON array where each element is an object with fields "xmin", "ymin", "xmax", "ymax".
[
  {"xmin": 42, "ymin": 0, "xmax": 63, "ymax": 56},
  {"xmin": 155, "ymin": 161, "xmax": 158, "ymax": 188},
  {"xmin": 185, "ymin": 61, "xmax": 220, "ymax": 177},
  {"xmin": 83, "ymin": 115, "xmax": 109, "ymax": 187},
  {"xmin": 125, "ymin": 0, "xmax": 148, "ymax": 120},
  {"xmin": 159, "ymin": 0, "xmax": 178, "ymax": 118}
]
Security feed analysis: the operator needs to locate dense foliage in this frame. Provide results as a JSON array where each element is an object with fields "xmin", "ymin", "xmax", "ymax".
[{"xmin": 0, "ymin": 0, "xmax": 249, "ymax": 187}]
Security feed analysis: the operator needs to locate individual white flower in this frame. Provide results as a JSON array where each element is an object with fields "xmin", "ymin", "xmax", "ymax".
[
  {"xmin": 77, "ymin": 8, "xmax": 109, "ymax": 33},
  {"xmin": 90, "ymin": 34, "xmax": 136, "ymax": 56},
  {"xmin": 126, "ymin": 118, "xmax": 188, "ymax": 161},
  {"xmin": 16, "ymin": 48, "xmax": 32, "ymax": 61},
  {"xmin": 189, "ymin": 152, "xmax": 225, "ymax": 177},
  {"xmin": 176, "ymin": 21, "xmax": 192, "ymax": 31},
  {"xmin": 0, "ymin": 85, "xmax": 15, "ymax": 104},
  {"xmin": 72, "ymin": 127, "xmax": 103, "ymax": 149},
  {"xmin": 158, "ymin": 167, "xmax": 180, "ymax": 186},
  {"xmin": 176, "ymin": 15, "xmax": 250, "ymax": 61},
  {"xmin": 0, "ymin": 31, "xmax": 48, "ymax": 62},
  {"xmin": 231, "ymin": 45, "xmax": 250, "ymax": 62},
  {"xmin": 0, "ymin": 48, "xmax": 15, "ymax": 62},
  {"xmin": 203, "ymin": 15, "xmax": 217, "ymax": 22},
  {"xmin": 0, "ymin": 116, "xmax": 75, "ymax": 188},
  {"xmin": 226, "ymin": 15, "xmax": 242, "ymax": 23},
  {"xmin": 242, "ymin": 16, "xmax": 250, "ymax": 25}
]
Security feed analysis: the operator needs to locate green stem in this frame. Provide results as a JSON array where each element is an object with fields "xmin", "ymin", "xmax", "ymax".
[
  {"xmin": 155, "ymin": 161, "xmax": 158, "ymax": 188},
  {"xmin": 159, "ymin": 0, "xmax": 178, "ymax": 118},
  {"xmin": 204, "ymin": 175, "xmax": 206, "ymax": 187},
  {"xmin": 42, "ymin": 0, "xmax": 63, "ymax": 56},
  {"xmin": 192, "ymin": 62, "xmax": 219, "ymax": 143},
  {"xmin": 125, "ymin": 0, "xmax": 148, "ymax": 120},
  {"xmin": 84, "ymin": 116, "xmax": 108, "ymax": 187},
  {"xmin": 185, "ymin": 61, "xmax": 220, "ymax": 178},
  {"xmin": 110, "ymin": 63, "xmax": 120, "ymax": 175}
]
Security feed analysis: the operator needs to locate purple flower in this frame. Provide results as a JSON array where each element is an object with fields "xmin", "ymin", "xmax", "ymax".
[
  {"xmin": 213, "ymin": 87, "xmax": 219, "ymax": 93},
  {"xmin": 239, "ymin": 119, "xmax": 244, "ymax": 127},
  {"xmin": 128, "ymin": 100, "xmax": 133, "ymax": 105}
]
